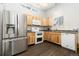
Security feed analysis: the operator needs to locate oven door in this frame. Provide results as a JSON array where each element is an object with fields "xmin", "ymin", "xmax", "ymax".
[{"xmin": 35, "ymin": 36, "xmax": 43, "ymax": 44}]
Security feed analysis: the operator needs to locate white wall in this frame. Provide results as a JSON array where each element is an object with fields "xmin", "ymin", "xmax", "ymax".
[{"xmin": 46, "ymin": 3, "xmax": 79, "ymax": 30}]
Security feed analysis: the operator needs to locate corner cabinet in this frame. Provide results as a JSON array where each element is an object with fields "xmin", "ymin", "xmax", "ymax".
[
  {"xmin": 43, "ymin": 32, "xmax": 51, "ymax": 41},
  {"xmin": 43, "ymin": 32, "xmax": 61, "ymax": 45},
  {"xmin": 51, "ymin": 32, "xmax": 61, "ymax": 45},
  {"xmin": 41, "ymin": 18, "xmax": 52, "ymax": 26},
  {"xmin": 61, "ymin": 33, "xmax": 76, "ymax": 51}
]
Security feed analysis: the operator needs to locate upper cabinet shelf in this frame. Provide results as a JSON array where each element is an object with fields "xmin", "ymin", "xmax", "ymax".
[{"xmin": 27, "ymin": 25, "xmax": 52, "ymax": 27}]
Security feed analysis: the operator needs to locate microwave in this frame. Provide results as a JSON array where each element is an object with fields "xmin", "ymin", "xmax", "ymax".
[{"xmin": 32, "ymin": 19, "xmax": 41, "ymax": 25}]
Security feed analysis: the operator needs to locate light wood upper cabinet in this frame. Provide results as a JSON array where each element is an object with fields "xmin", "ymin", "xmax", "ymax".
[
  {"xmin": 31, "ymin": 16, "xmax": 41, "ymax": 21},
  {"xmin": 41, "ymin": 17, "xmax": 52, "ymax": 26},
  {"xmin": 41, "ymin": 18, "xmax": 49, "ymax": 26},
  {"xmin": 41, "ymin": 18, "xmax": 45, "ymax": 26},
  {"xmin": 27, "ymin": 32, "xmax": 35, "ymax": 45},
  {"xmin": 26, "ymin": 15, "xmax": 52, "ymax": 26},
  {"xmin": 27, "ymin": 15, "xmax": 33, "ymax": 25},
  {"xmin": 27, "ymin": 15, "xmax": 41, "ymax": 26},
  {"xmin": 48, "ymin": 17, "xmax": 52, "ymax": 26},
  {"xmin": 33, "ymin": 16, "xmax": 40, "ymax": 20},
  {"xmin": 45, "ymin": 19, "xmax": 49, "ymax": 26}
]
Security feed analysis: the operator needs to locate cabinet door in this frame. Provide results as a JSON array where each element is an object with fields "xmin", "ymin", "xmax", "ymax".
[
  {"xmin": 41, "ymin": 18, "xmax": 47, "ymax": 26},
  {"xmin": 28, "ymin": 36, "xmax": 35, "ymax": 45},
  {"xmin": 43, "ymin": 32, "xmax": 51, "ymax": 41},
  {"xmin": 41, "ymin": 19, "xmax": 45, "ymax": 26},
  {"xmin": 55, "ymin": 35, "xmax": 61, "ymax": 44},
  {"xmin": 51, "ymin": 34, "xmax": 57, "ymax": 43},
  {"xmin": 27, "ymin": 36, "xmax": 30, "ymax": 45},
  {"xmin": 51, "ymin": 33, "xmax": 60, "ymax": 45},
  {"xmin": 48, "ymin": 17, "xmax": 52, "ymax": 26},
  {"xmin": 30, "ymin": 36, "xmax": 35, "ymax": 44},
  {"xmin": 47, "ymin": 32, "xmax": 51, "ymax": 42},
  {"xmin": 43, "ymin": 32, "xmax": 46, "ymax": 40},
  {"xmin": 27, "ymin": 32, "xmax": 35, "ymax": 45},
  {"xmin": 27, "ymin": 16, "xmax": 33, "ymax": 25},
  {"xmin": 33, "ymin": 16, "xmax": 39, "ymax": 20},
  {"xmin": 45, "ymin": 19, "xmax": 49, "ymax": 26},
  {"xmin": 43, "ymin": 32, "xmax": 48, "ymax": 40}
]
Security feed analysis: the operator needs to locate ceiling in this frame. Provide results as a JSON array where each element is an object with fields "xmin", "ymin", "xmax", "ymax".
[
  {"xmin": 22, "ymin": 3, "xmax": 56, "ymax": 11},
  {"xmin": 30, "ymin": 3, "xmax": 56, "ymax": 11}
]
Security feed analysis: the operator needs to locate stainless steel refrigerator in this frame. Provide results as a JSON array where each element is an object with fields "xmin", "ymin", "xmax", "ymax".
[
  {"xmin": 2, "ymin": 10, "xmax": 27, "ymax": 56},
  {"xmin": 0, "ymin": 11, "xmax": 3, "ymax": 56}
]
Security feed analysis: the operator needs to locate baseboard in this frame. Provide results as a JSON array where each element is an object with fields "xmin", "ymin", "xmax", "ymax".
[{"xmin": 28, "ymin": 44, "xmax": 35, "ymax": 47}]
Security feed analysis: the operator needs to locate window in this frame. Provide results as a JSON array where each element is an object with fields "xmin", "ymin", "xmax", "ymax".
[{"xmin": 54, "ymin": 16, "xmax": 64, "ymax": 26}]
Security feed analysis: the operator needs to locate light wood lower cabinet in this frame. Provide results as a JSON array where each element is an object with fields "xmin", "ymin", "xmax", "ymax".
[
  {"xmin": 43, "ymin": 32, "xmax": 61, "ymax": 45},
  {"xmin": 43, "ymin": 32, "xmax": 51, "ymax": 41},
  {"xmin": 28, "ymin": 32, "xmax": 61, "ymax": 45},
  {"xmin": 27, "ymin": 32, "xmax": 35, "ymax": 45},
  {"xmin": 43, "ymin": 32, "xmax": 48, "ymax": 40},
  {"xmin": 51, "ymin": 33, "xmax": 61, "ymax": 45}
]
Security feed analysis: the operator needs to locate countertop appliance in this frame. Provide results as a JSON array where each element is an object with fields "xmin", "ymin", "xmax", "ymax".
[
  {"xmin": 2, "ymin": 10, "xmax": 28, "ymax": 56},
  {"xmin": 32, "ymin": 19, "xmax": 41, "ymax": 25}
]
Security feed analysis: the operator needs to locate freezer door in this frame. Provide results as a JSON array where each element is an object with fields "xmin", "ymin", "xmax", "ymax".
[
  {"xmin": 18, "ymin": 13, "xmax": 27, "ymax": 37},
  {"xmin": 3, "ymin": 40, "xmax": 12, "ymax": 56},
  {"xmin": 12, "ymin": 37, "xmax": 27, "ymax": 55},
  {"xmin": 0, "ymin": 35, "xmax": 2, "ymax": 56}
]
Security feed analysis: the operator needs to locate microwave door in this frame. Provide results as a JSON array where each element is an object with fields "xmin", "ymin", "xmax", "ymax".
[{"xmin": 17, "ymin": 13, "xmax": 26, "ymax": 37}]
